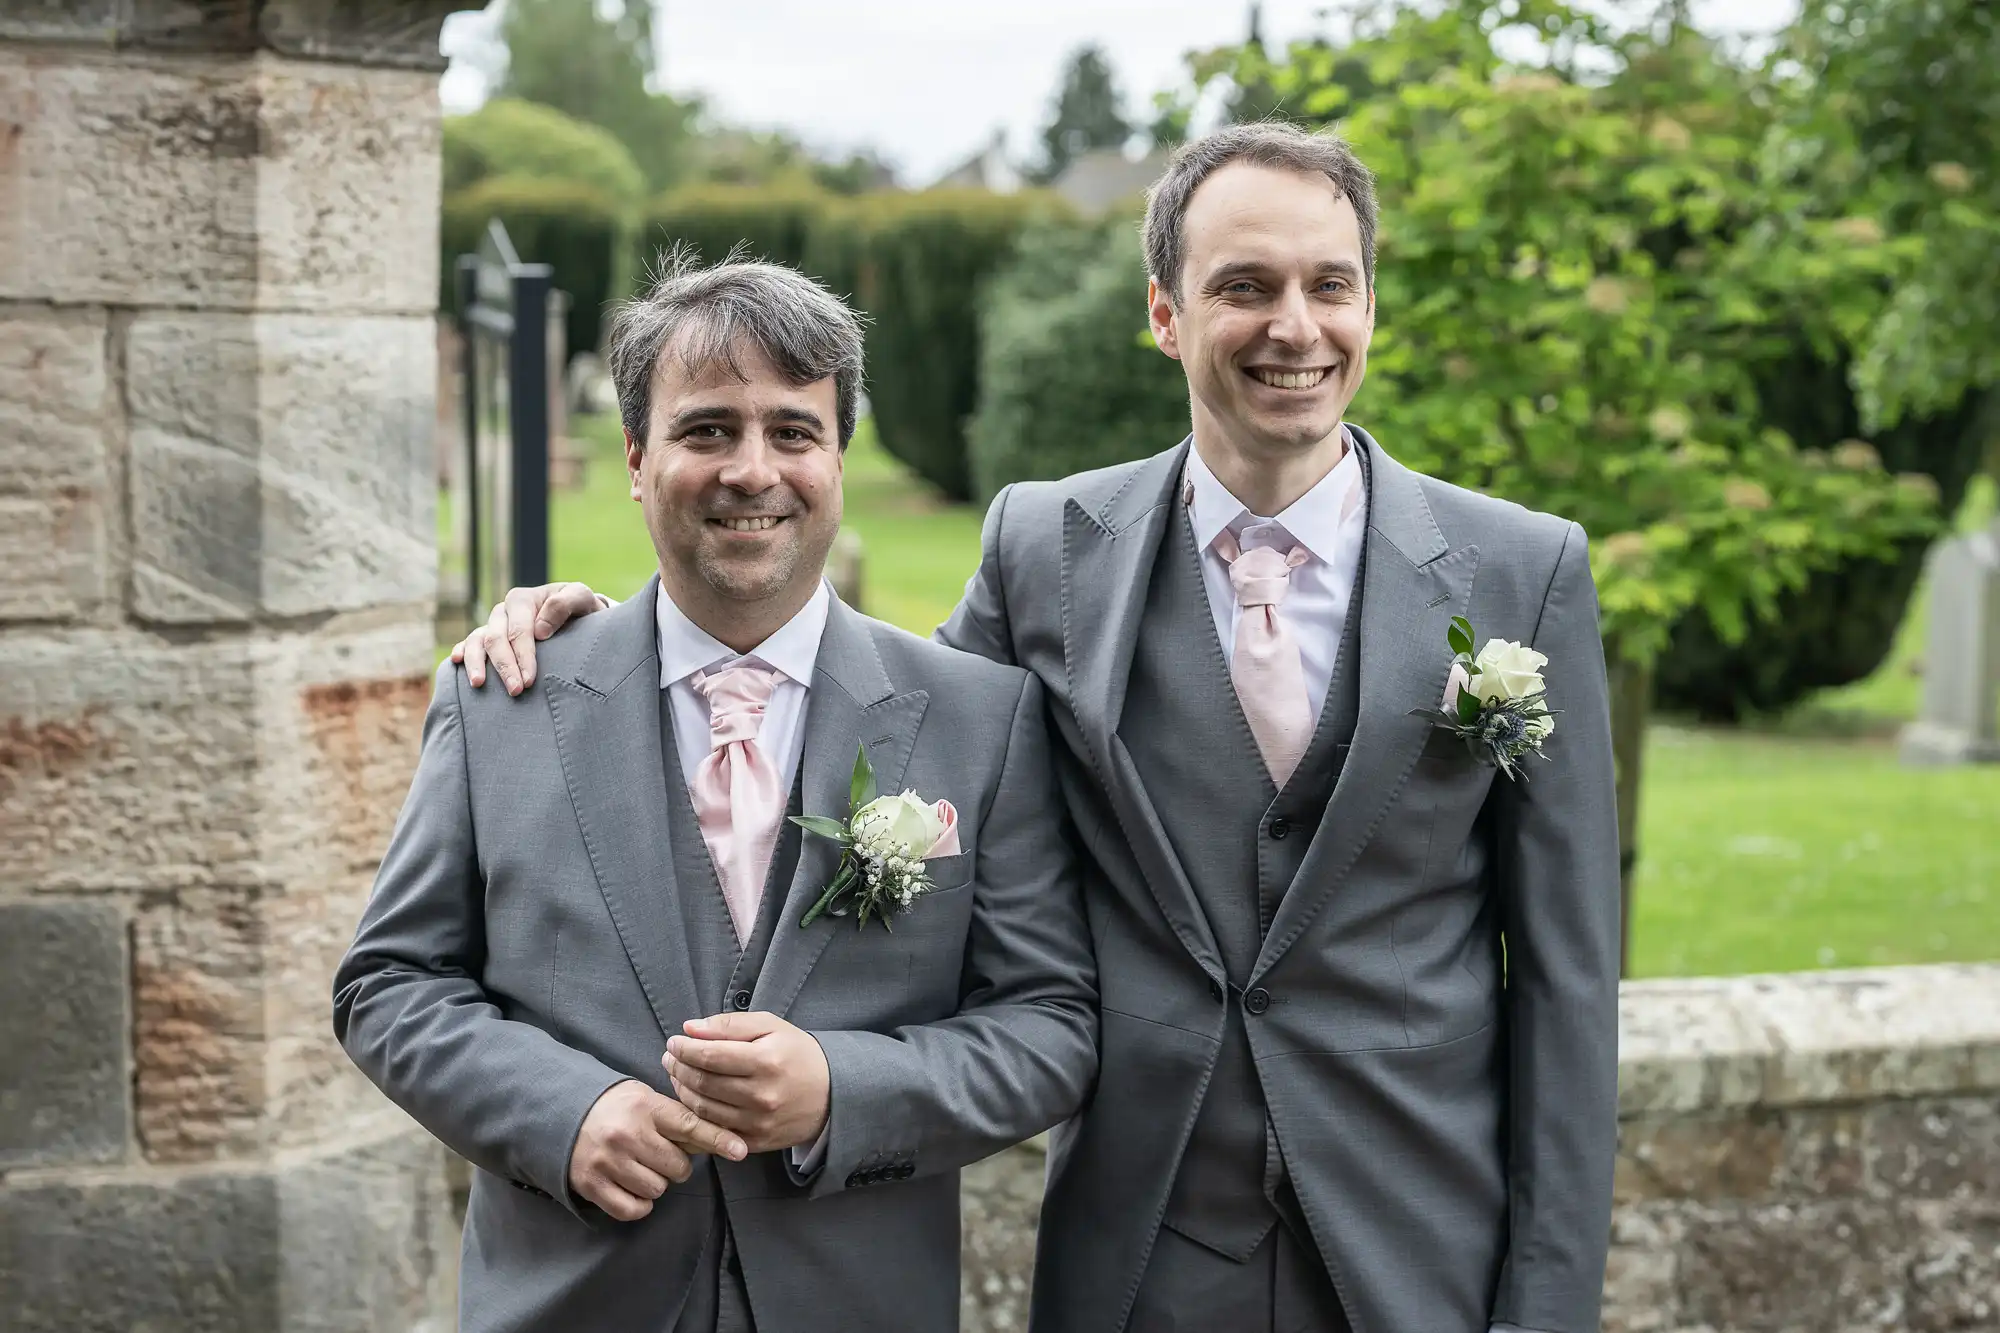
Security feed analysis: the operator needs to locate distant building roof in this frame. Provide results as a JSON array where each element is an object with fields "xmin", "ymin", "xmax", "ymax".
[
  {"xmin": 931, "ymin": 128, "xmax": 1021, "ymax": 194},
  {"xmin": 1051, "ymin": 147, "xmax": 1172, "ymax": 215}
]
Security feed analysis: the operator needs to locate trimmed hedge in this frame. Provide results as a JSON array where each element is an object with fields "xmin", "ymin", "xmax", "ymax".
[
  {"xmin": 641, "ymin": 183, "xmax": 842, "ymax": 294},
  {"xmin": 841, "ymin": 189, "xmax": 1073, "ymax": 500},
  {"xmin": 968, "ymin": 222, "xmax": 1188, "ymax": 501},
  {"xmin": 442, "ymin": 175, "xmax": 629, "ymax": 359},
  {"xmin": 442, "ymin": 98, "xmax": 645, "ymax": 210}
]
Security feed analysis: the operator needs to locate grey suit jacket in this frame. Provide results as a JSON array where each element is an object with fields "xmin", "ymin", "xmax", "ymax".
[
  {"xmin": 939, "ymin": 428, "xmax": 1620, "ymax": 1333},
  {"xmin": 334, "ymin": 581, "xmax": 1097, "ymax": 1333}
]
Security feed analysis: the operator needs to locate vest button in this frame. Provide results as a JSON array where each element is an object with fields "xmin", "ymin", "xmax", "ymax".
[
  {"xmin": 1244, "ymin": 987, "xmax": 1271, "ymax": 1015},
  {"xmin": 1208, "ymin": 977, "xmax": 1224, "ymax": 1002},
  {"xmin": 731, "ymin": 990, "xmax": 752, "ymax": 1011},
  {"xmin": 1269, "ymin": 818, "xmax": 1291, "ymax": 840}
]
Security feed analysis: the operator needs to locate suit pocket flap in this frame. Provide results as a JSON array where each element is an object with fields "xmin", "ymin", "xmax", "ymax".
[
  {"xmin": 919, "ymin": 851, "xmax": 972, "ymax": 890},
  {"xmin": 1419, "ymin": 726, "xmax": 1474, "ymax": 763}
]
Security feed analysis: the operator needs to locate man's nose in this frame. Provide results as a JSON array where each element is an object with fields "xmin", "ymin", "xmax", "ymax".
[
  {"xmin": 717, "ymin": 435, "xmax": 782, "ymax": 493},
  {"xmin": 1267, "ymin": 283, "xmax": 1318, "ymax": 349}
]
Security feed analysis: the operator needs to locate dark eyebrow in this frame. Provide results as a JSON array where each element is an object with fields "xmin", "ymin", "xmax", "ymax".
[
  {"xmin": 666, "ymin": 405, "xmax": 740, "ymax": 434},
  {"xmin": 769, "ymin": 406, "xmax": 827, "ymax": 433},
  {"xmin": 1315, "ymin": 260, "xmax": 1365, "ymax": 284}
]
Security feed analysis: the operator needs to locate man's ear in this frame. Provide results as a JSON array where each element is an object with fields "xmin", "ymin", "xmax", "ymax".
[
  {"xmin": 1147, "ymin": 277, "xmax": 1181, "ymax": 362},
  {"xmin": 624, "ymin": 430, "xmax": 644, "ymax": 502}
]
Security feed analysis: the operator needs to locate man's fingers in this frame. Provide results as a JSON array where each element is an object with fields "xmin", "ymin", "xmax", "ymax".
[
  {"xmin": 665, "ymin": 1035, "xmax": 767, "ymax": 1077},
  {"xmin": 651, "ymin": 1096, "xmax": 747, "ymax": 1160},
  {"xmin": 535, "ymin": 582, "xmax": 596, "ymax": 638},
  {"xmin": 479, "ymin": 601, "xmax": 523, "ymax": 695},
  {"xmin": 683, "ymin": 1010, "xmax": 782, "ymax": 1042},
  {"xmin": 501, "ymin": 587, "xmax": 543, "ymax": 689},
  {"xmin": 668, "ymin": 1080, "xmax": 760, "ymax": 1139},
  {"xmin": 602, "ymin": 1155, "xmax": 670, "ymax": 1203},
  {"xmin": 633, "ymin": 1131, "xmax": 695, "ymax": 1185},
  {"xmin": 580, "ymin": 1176, "xmax": 653, "ymax": 1223},
  {"xmin": 459, "ymin": 628, "xmax": 487, "ymax": 686}
]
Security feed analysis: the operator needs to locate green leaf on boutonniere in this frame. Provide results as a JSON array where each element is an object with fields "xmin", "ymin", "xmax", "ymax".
[
  {"xmin": 1456, "ymin": 685, "xmax": 1484, "ymax": 725},
  {"xmin": 789, "ymin": 815, "xmax": 852, "ymax": 842},
  {"xmin": 849, "ymin": 743, "xmax": 877, "ymax": 814},
  {"xmin": 1448, "ymin": 616, "xmax": 1475, "ymax": 658}
]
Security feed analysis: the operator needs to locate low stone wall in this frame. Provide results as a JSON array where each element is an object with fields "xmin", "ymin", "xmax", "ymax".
[{"xmin": 960, "ymin": 963, "xmax": 2000, "ymax": 1333}]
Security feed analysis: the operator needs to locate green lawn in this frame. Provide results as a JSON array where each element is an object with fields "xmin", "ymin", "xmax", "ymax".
[{"xmin": 495, "ymin": 414, "xmax": 1999, "ymax": 978}]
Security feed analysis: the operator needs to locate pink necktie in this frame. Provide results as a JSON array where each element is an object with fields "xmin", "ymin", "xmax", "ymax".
[
  {"xmin": 688, "ymin": 664, "xmax": 785, "ymax": 946},
  {"xmin": 1213, "ymin": 529, "xmax": 1314, "ymax": 788}
]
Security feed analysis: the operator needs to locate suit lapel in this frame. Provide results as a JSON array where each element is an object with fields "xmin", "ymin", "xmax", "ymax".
[
  {"xmin": 1062, "ymin": 440, "xmax": 1224, "ymax": 976},
  {"xmin": 1253, "ymin": 431, "xmax": 1482, "ymax": 980},
  {"xmin": 752, "ymin": 596, "xmax": 929, "ymax": 1016},
  {"xmin": 544, "ymin": 576, "xmax": 703, "ymax": 1041}
]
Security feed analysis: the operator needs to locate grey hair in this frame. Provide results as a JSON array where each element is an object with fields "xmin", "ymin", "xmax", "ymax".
[
  {"xmin": 1142, "ymin": 122, "xmax": 1379, "ymax": 305},
  {"xmin": 605, "ymin": 247, "xmax": 867, "ymax": 450}
]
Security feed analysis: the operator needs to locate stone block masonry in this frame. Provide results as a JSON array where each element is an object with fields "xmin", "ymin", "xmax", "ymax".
[
  {"xmin": 960, "ymin": 964, "xmax": 2000, "ymax": 1333},
  {"xmin": 0, "ymin": 4, "xmax": 466, "ymax": 1329}
]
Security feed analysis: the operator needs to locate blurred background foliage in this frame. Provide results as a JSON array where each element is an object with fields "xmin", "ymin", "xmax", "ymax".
[{"xmin": 441, "ymin": 0, "xmax": 1998, "ymax": 972}]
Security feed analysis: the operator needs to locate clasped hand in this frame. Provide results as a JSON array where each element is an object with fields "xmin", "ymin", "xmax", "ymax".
[
  {"xmin": 662, "ymin": 1010, "xmax": 831, "ymax": 1155},
  {"xmin": 567, "ymin": 1010, "xmax": 828, "ymax": 1222}
]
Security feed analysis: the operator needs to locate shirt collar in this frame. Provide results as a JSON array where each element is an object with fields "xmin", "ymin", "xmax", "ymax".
[
  {"xmin": 656, "ymin": 578, "xmax": 831, "ymax": 689},
  {"xmin": 1185, "ymin": 425, "xmax": 1365, "ymax": 564}
]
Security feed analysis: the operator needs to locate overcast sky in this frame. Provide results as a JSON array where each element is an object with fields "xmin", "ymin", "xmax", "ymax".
[{"xmin": 439, "ymin": 0, "xmax": 1801, "ymax": 185}]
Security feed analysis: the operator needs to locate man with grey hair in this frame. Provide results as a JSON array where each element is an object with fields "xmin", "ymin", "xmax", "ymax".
[
  {"xmin": 461, "ymin": 120, "xmax": 1620, "ymax": 1333},
  {"xmin": 338, "ymin": 256, "xmax": 1097, "ymax": 1333}
]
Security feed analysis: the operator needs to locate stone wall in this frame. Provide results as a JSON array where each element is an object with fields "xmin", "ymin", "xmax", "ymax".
[
  {"xmin": 960, "ymin": 964, "xmax": 2000, "ymax": 1333},
  {"xmin": 0, "ymin": 5, "xmax": 465, "ymax": 1330}
]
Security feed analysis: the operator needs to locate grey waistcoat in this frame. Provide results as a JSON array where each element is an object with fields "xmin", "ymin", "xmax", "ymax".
[
  {"xmin": 1118, "ymin": 499, "xmax": 1364, "ymax": 1261},
  {"xmin": 661, "ymin": 697, "xmax": 805, "ymax": 1333}
]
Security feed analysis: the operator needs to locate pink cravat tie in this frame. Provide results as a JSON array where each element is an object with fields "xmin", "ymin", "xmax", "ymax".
[
  {"xmin": 1213, "ymin": 529, "xmax": 1314, "ymax": 788},
  {"xmin": 688, "ymin": 664, "xmax": 785, "ymax": 946}
]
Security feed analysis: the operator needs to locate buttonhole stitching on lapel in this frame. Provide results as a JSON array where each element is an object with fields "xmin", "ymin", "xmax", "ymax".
[{"xmin": 1425, "ymin": 592, "xmax": 1450, "ymax": 609}]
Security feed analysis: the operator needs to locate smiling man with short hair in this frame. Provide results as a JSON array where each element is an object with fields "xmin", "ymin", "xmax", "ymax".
[{"xmin": 337, "ymin": 256, "xmax": 1096, "ymax": 1333}]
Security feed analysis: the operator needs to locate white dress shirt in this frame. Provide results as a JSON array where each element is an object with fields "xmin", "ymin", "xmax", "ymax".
[
  {"xmin": 1184, "ymin": 429, "xmax": 1368, "ymax": 721},
  {"xmin": 654, "ymin": 579, "xmax": 833, "ymax": 1172}
]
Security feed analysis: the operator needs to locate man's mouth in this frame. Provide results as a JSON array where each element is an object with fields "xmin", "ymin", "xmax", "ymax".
[
  {"xmin": 1247, "ymin": 366, "xmax": 1333, "ymax": 390},
  {"xmin": 710, "ymin": 516, "xmax": 787, "ymax": 532}
]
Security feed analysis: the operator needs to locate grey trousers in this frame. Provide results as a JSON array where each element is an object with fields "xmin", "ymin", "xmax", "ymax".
[{"xmin": 1127, "ymin": 1220, "xmax": 1352, "ymax": 1333}]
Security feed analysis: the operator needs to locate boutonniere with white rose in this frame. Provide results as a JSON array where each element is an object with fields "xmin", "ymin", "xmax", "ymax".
[
  {"xmin": 1410, "ymin": 617, "xmax": 1557, "ymax": 780},
  {"xmin": 791, "ymin": 745, "xmax": 960, "ymax": 930}
]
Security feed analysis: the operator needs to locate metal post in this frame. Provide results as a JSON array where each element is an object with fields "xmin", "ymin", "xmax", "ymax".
[
  {"xmin": 508, "ymin": 264, "xmax": 553, "ymax": 589},
  {"xmin": 458, "ymin": 254, "xmax": 484, "ymax": 616}
]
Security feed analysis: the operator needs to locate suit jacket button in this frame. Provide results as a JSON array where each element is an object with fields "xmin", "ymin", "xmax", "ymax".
[
  {"xmin": 895, "ymin": 1163, "xmax": 915, "ymax": 1180},
  {"xmin": 1244, "ymin": 987, "xmax": 1271, "ymax": 1015},
  {"xmin": 731, "ymin": 990, "xmax": 752, "ymax": 1011},
  {"xmin": 845, "ymin": 1171, "xmax": 868, "ymax": 1189},
  {"xmin": 1269, "ymin": 817, "xmax": 1291, "ymax": 840},
  {"xmin": 1208, "ymin": 977, "xmax": 1225, "ymax": 1002}
]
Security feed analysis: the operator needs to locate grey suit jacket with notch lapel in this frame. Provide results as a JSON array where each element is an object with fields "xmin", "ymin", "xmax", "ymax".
[
  {"xmin": 334, "ymin": 578, "xmax": 1098, "ymax": 1333},
  {"xmin": 938, "ymin": 426, "xmax": 1621, "ymax": 1333}
]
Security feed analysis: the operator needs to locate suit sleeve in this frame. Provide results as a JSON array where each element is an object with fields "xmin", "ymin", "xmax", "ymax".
[
  {"xmin": 332, "ymin": 664, "xmax": 628, "ymax": 1223},
  {"xmin": 1489, "ymin": 521, "xmax": 1621, "ymax": 1332},
  {"xmin": 804, "ymin": 671, "xmax": 1099, "ymax": 1196},
  {"xmin": 934, "ymin": 482, "xmax": 1018, "ymax": 665}
]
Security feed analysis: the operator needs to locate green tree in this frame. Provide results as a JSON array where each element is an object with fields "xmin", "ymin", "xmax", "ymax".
[
  {"xmin": 1785, "ymin": 0, "xmax": 2000, "ymax": 428},
  {"xmin": 1031, "ymin": 44, "xmax": 1132, "ymax": 184},
  {"xmin": 496, "ymin": 0, "xmax": 699, "ymax": 191}
]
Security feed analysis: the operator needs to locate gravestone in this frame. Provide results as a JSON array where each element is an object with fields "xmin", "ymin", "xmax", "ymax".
[
  {"xmin": 1901, "ymin": 519, "xmax": 2000, "ymax": 765},
  {"xmin": 0, "ymin": 3, "xmax": 468, "ymax": 1328}
]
